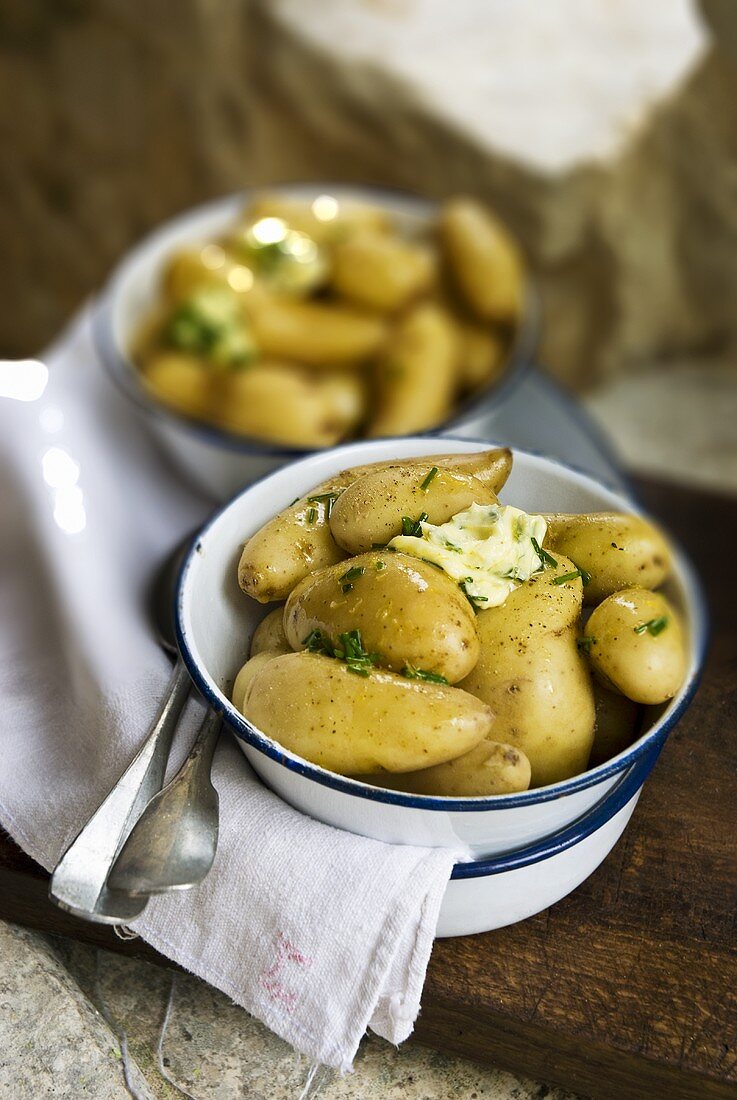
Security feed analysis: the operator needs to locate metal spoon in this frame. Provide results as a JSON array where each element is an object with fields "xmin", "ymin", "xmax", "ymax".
[
  {"xmin": 49, "ymin": 538, "xmax": 193, "ymax": 924},
  {"xmin": 106, "ymin": 707, "xmax": 221, "ymax": 896}
]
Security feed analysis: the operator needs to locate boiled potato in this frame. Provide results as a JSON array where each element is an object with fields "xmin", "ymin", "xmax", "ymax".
[
  {"xmin": 163, "ymin": 246, "xmax": 258, "ymax": 302},
  {"xmin": 210, "ymin": 362, "xmax": 363, "ymax": 447},
  {"xmin": 343, "ymin": 447, "xmax": 513, "ymax": 495},
  {"xmin": 247, "ymin": 296, "xmax": 387, "ymax": 366},
  {"xmin": 589, "ymin": 682, "xmax": 641, "ymax": 767},
  {"xmin": 232, "ymin": 652, "xmax": 276, "ymax": 713},
  {"xmin": 355, "ymin": 737, "xmax": 531, "ymax": 797},
  {"xmin": 284, "ymin": 551, "xmax": 480, "ymax": 683},
  {"xmin": 238, "ymin": 473, "xmax": 353, "ymax": 603},
  {"xmin": 331, "ymin": 232, "xmax": 436, "ymax": 312},
  {"xmin": 250, "ymin": 607, "xmax": 291, "ymax": 657},
  {"xmin": 460, "ymin": 555, "xmax": 595, "ymax": 787},
  {"xmin": 330, "ymin": 464, "xmax": 496, "ymax": 555},
  {"xmin": 242, "ymin": 652, "xmax": 492, "ymax": 774},
  {"xmin": 142, "ymin": 353, "xmax": 212, "ymax": 420},
  {"xmin": 584, "ymin": 588, "xmax": 687, "ymax": 705},
  {"xmin": 458, "ymin": 323, "xmax": 506, "ymax": 391},
  {"xmin": 242, "ymin": 194, "xmax": 390, "ymax": 245},
  {"xmin": 544, "ymin": 512, "xmax": 671, "ymax": 604},
  {"xmin": 440, "ymin": 197, "xmax": 524, "ymax": 322},
  {"xmin": 367, "ymin": 303, "xmax": 460, "ymax": 437}
]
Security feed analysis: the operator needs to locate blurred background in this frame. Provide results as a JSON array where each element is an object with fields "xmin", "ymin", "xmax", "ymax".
[{"xmin": 2, "ymin": 0, "xmax": 737, "ymax": 492}]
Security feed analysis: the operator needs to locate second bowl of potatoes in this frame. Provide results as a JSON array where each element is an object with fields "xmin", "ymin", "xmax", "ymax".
[{"xmin": 175, "ymin": 438, "xmax": 705, "ymax": 860}]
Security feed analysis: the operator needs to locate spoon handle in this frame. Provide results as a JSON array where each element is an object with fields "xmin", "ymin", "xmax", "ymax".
[{"xmin": 49, "ymin": 657, "xmax": 191, "ymax": 924}]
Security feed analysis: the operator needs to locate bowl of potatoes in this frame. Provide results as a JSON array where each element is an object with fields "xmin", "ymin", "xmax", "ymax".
[
  {"xmin": 93, "ymin": 184, "xmax": 534, "ymax": 500},
  {"xmin": 175, "ymin": 437, "xmax": 706, "ymax": 903}
]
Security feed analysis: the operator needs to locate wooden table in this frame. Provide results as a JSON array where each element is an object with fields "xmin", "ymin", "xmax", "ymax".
[{"xmin": 1, "ymin": 476, "xmax": 735, "ymax": 1100}]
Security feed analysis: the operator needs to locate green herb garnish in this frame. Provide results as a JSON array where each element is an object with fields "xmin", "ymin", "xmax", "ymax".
[
  {"xmin": 302, "ymin": 628, "xmax": 381, "ymax": 676},
  {"xmin": 375, "ymin": 560, "xmax": 387, "ymax": 571},
  {"xmin": 402, "ymin": 663, "xmax": 449, "ymax": 685},
  {"xmin": 552, "ymin": 567, "xmax": 591, "ymax": 587},
  {"xmin": 401, "ymin": 512, "xmax": 429, "ymax": 537},
  {"xmin": 459, "ymin": 579, "xmax": 488, "ymax": 607},
  {"xmin": 308, "ymin": 491, "xmax": 341, "ymax": 519},
  {"xmin": 531, "ymin": 537, "xmax": 558, "ymax": 570},
  {"xmin": 306, "ymin": 507, "xmax": 317, "ymax": 524},
  {"xmin": 634, "ymin": 616, "xmax": 668, "ymax": 637},
  {"xmin": 340, "ymin": 565, "xmax": 365, "ymax": 583},
  {"xmin": 419, "ymin": 467, "xmax": 439, "ymax": 492},
  {"xmin": 577, "ymin": 636, "xmax": 596, "ymax": 653},
  {"xmin": 443, "ymin": 539, "xmax": 463, "ymax": 553}
]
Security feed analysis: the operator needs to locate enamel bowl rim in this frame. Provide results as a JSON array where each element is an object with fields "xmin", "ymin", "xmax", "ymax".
[
  {"xmin": 91, "ymin": 182, "xmax": 538, "ymax": 458},
  {"xmin": 174, "ymin": 434, "xmax": 708, "ymax": 814}
]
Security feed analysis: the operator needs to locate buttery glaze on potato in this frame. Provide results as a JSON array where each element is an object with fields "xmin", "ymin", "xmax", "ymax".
[
  {"xmin": 329, "ymin": 465, "xmax": 497, "ymax": 555},
  {"xmin": 543, "ymin": 512, "xmax": 671, "ymax": 604},
  {"xmin": 284, "ymin": 551, "xmax": 480, "ymax": 683},
  {"xmin": 585, "ymin": 587, "xmax": 687, "ymax": 705},
  {"xmin": 238, "ymin": 449, "xmax": 512, "ymax": 602},
  {"xmin": 242, "ymin": 652, "xmax": 492, "ymax": 774},
  {"xmin": 460, "ymin": 555, "xmax": 595, "ymax": 787},
  {"xmin": 356, "ymin": 737, "xmax": 531, "ymax": 797}
]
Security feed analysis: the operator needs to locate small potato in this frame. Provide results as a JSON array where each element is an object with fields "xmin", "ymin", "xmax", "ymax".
[
  {"xmin": 142, "ymin": 353, "xmax": 212, "ymax": 420},
  {"xmin": 238, "ymin": 473, "xmax": 353, "ymax": 603},
  {"xmin": 584, "ymin": 588, "xmax": 687, "ymax": 705},
  {"xmin": 242, "ymin": 652, "xmax": 492, "ymax": 774},
  {"xmin": 247, "ymin": 296, "xmax": 387, "ymax": 366},
  {"xmin": 458, "ymin": 324, "xmax": 506, "ymax": 391},
  {"xmin": 242, "ymin": 194, "xmax": 390, "ymax": 246},
  {"xmin": 544, "ymin": 512, "xmax": 672, "ymax": 604},
  {"xmin": 210, "ymin": 362, "xmax": 362, "ymax": 447},
  {"xmin": 250, "ymin": 607, "xmax": 291, "ymax": 657},
  {"xmin": 460, "ymin": 555, "xmax": 595, "ymax": 787},
  {"xmin": 590, "ymin": 682, "xmax": 641, "ymax": 767},
  {"xmin": 284, "ymin": 551, "xmax": 480, "ymax": 683},
  {"xmin": 343, "ymin": 447, "xmax": 513, "ymax": 495},
  {"xmin": 232, "ymin": 652, "xmax": 276, "ymax": 713},
  {"xmin": 330, "ymin": 464, "xmax": 496, "ymax": 555},
  {"xmin": 162, "ymin": 246, "xmax": 257, "ymax": 302},
  {"xmin": 356, "ymin": 738, "xmax": 531, "ymax": 797},
  {"xmin": 440, "ymin": 197, "xmax": 524, "ymax": 322},
  {"xmin": 331, "ymin": 232, "xmax": 436, "ymax": 313},
  {"xmin": 367, "ymin": 303, "xmax": 460, "ymax": 437}
]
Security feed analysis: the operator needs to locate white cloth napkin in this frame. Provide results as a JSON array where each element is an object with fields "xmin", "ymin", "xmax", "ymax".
[{"xmin": 0, "ymin": 310, "xmax": 464, "ymax": 1072}]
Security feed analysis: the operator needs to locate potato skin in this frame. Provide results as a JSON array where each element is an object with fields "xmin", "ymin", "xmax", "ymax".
[
  {"xmin": 459, "ymin": 555, "xmax": 595, "ymax": 787},
  {"xmin": 585, "ymin": 588, "xmax": 687, "ymax": 705},
  {"xmin": 543, "ymin": 512, "xmax": 671, "ymax": 604},
  {"xmin": 238, "ymin": 474, "xmax": 353, "ymax": 603},
  {"xmin": 331, "ymin": 232, "xmax": 436, "ymax": 313},
  {"xmin": 242, "ymin": 652, "xmax": 492, "ymax": 774},
  {"xmin": 589, "ymin": 682, "xmax": 641, "ymax": 767},
  {"xmin": 356, "ymin": 738, "xmax": 531, "ymax": 797},
  {"xmin": 343, "ymin": 447, "xmax": 513, "ymax": 494},
  {"xmin": 284, "ymin": 551, "xmax": 480, "ymax": 683},
  {"xmin": 440, "ymin": 197, "xmax": 524, "ymax": 322},
  {"xmin": 329, "ymin": 464, "xmax": 496, "ymax": 555},
  {"xmin": 232, "ymin": 652, "xmax": 276, "ymax": 713},
  {"xmin": 250, "ymin": 607, "xmax": 291, "ymax": 657},
  {"xmin": 248, "ymin": 296, "xmax": 387, "ymax": 366}
]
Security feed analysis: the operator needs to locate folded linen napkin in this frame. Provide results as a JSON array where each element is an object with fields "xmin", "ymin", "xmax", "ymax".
[{"xmin": 0, "ymin": 311, "xmax": 464, "ymax": 1071}]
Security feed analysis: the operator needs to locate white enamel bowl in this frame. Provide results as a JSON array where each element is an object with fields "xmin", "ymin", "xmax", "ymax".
[
  {"xmin": 175, "ymin": 437, "xmax": 706, "ymax": 867},
  {"xmin": 92, "ymin": 184, "xmax": 536, "ymax": 501}
]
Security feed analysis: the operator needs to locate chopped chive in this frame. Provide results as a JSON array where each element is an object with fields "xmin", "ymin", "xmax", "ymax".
[
  {"xmin": 340, "ymin": 565, "xmax": 365, "ymax": 583},
  {"xmin": 308, "ymin": 491, "xmax": 341, "ymax": 518},
  {"xmin": 634, "ymin": 616, "xmax": 668, "ymax": 637},
  {"xmin": 341, "ymin": 583, "xmax": 353, "ymax": 594},
  {"xmin": 444, "ymin": 539, "xmax": 463, "ymax": 553},
  {"xmin": 306, "ymin": 507, "xmax": 317, "ymax": 524},
  {"xmin": 289, "ymin": 497, "xmax": 300, "ymax": 506},
  {"xmin": 531, "ymin": 536, "xmax": 558, "ymax": 570},
  {"xmin": 375, "ymin": 560, "xmax": 387, "ymax": 571},
  {"xmin": 459, "ymin": 579, "xmax": 488, "ymax": 607},
  {"xmin": 552, "ymin": 567, "xmax": 590, "ymax": 586},
  {"xmin": 401, "ymin": 511, "xmax": 429, "ymax": 537},
  {"xmin": 419, "ymin": 466, "xmax": 439, "ymax": 492},
  {"xmin": 577, "ymin": 636, "xmax": 596, "ymax": 653},
  {"xmin": 402, "ymin": 663, "xmax": 449, "ymax": 685}
]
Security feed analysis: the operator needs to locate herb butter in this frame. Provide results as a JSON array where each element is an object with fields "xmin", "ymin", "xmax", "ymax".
[{"xmin": 389, "ymin": 502, "xmax": 548, "ymax": 607}]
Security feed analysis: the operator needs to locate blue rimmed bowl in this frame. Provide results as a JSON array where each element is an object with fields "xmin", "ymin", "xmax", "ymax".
[
  {"xmin": 175, "ymin": 437, "xmax": 706, "ymax": 866},
  {"xmin": 92, "ymin": 183, "xmax": 537, "ymax": 501}
]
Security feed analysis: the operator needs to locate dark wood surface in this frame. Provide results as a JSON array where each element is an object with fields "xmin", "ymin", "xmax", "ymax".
[{"xmin": 2, "ymin": 474, "xmax": 736, "ymax": 1100}]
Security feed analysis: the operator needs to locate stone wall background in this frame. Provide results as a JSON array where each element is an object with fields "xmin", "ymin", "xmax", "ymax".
[{"xmin": 1, "ymin": 0, "xmax": 736, "ymax": 388}]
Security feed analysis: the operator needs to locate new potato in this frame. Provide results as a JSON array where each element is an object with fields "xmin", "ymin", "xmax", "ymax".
[
  {"xmin": 460, "ymin": 556, "xmax": 595, "ymax": 787},
  {"xmin": 232, "ymin": 652, "xmax": 276, "ymax": 713},
  {"xmin": 590, "ymin": 682, "xmax": 641, "ymax": 767},
  {"xmin": 440, "ymin": 197, "xmax": 524, "ymax": 322},
  {"xmin": 242, "ymin": 652, "xmax": 492, "ymax": 774},
  {"xmin": 284, "ymin": 551, "xmax": 480, "ymax": 683},
  {"xmin": 250, "ymin": 607, "xmax": 291, "ymax": 657},
  {"xmin": 543, "ymin": 512, "xmax": 671, "ymax": 604},
  {"xmin": 331, "ymin": 232, "xmax": 436, "ymax": 313},
  {"xmin": 356, "ymin": 737, "xmax": 531, "ymax": 797},
  {"xmin": 584, "ymin": 587, "xmax": 687, "ymax": 705},
  {"xmin": 329, "ymin": 464, "xmax": 497, "ymax": 555}
]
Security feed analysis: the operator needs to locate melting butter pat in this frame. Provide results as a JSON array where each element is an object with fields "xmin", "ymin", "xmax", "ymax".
[{"xmin": 389, "ymin": 502, "xmax": 547, "ymax": 607}]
